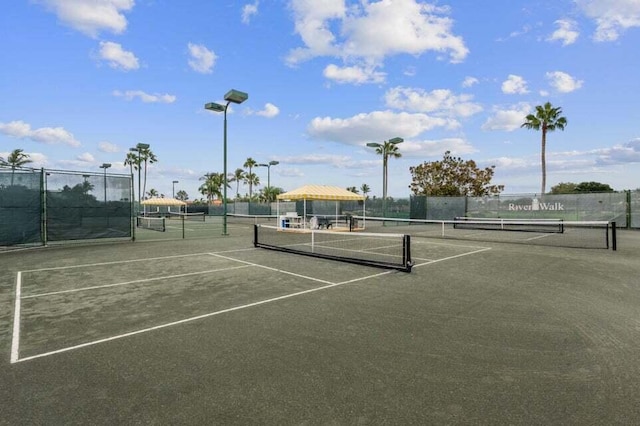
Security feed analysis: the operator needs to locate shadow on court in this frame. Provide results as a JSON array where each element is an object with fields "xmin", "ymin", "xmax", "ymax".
[{"xmin": 1, "ymin": 224, "xmax": 640, "ymax": 424}]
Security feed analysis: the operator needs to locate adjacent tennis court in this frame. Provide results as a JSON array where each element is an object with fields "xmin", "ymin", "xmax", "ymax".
[{"xmin": 2, "ymin": 220, "xmax": 640, "ymax": 424}]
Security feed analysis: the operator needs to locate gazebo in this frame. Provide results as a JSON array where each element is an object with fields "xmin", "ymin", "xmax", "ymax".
[
  {"xmin": 140, "ymin": 197, "xmax": 187, "ymax": 216},
  {"xmin": 276, "ymin": 185, "xmax": 365, "ymax": 230}
]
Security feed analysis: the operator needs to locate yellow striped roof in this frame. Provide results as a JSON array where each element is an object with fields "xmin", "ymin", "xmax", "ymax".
[{"xmin": 277, "ymin": 185, "xmax": 365, "ymax": 201}]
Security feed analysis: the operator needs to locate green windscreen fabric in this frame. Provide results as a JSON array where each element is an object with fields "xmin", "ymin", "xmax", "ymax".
[
  {"xmin": 45, "ymin": 171, "xmax": 132, "ymax": 241},
  {"xmin": 0, "ymin": 169, "xmax": 42, "ymax": 246}
]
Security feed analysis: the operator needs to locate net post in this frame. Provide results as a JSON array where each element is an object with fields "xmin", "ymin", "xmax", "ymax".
[
  {"xmin": 611, "ymin": 221, "xmax": 616, "ymax": 251},
  {"xmin": 253, "ymin": 224, "xmax": 258, "ymax": 247},
  {"xmin": 403, "ymin": 234, "xmax": 412, "ymax": 272}
]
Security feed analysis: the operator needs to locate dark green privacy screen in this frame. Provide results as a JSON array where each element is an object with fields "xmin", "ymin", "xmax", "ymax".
[
  {"xmin": 0, "ymin": 169, "xmax": 42, "ymax": 246},
  {"xmin": 0, "ymin": 167, "xmax": 132, "ymax": 248}
]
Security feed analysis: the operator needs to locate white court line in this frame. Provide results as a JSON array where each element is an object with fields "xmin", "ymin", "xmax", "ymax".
[
  {"xmin": 525, "ymin": 233, "xmax": 554, "ymax": 241},
  {"xmin": 11, "ymin": 246, "xmax": 490, "ymax": 364},
  {"xmin": 10, "ymin": 272, "xmax": 22, "ymax": 364},
  {"xmin": 22, "ymin": 265, "xmax": 251, "ymax": 299}
]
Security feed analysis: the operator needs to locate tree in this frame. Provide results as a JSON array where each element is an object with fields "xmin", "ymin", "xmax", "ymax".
[
  {"xmin": 139, "ymin": 147, "xmax": 157, "ymax": 201},
  {"xmin": 199, "ymin": 172, "xmax": 228, "ymax": 203},
  {"xmin": 521, "ymin": 102, "xmax": 567, "ymax": 195},
  {"xmin": 243, "ymin": 157, "xmax": 258, "ymax": 199},
  {"xmin": 146, "ymin": 188, "xmax": 159, "ymax": 199},
  {"xmin": 551, "ymin": 181, "xmax": 614, "ymax": 194},
  {"xmin": 372, "ymin": 141, "xmax": 402, "ymax": 201},
  {"xmin": 229, "ymin": 168, "xmax": 246, "ymax": 199},
  {"xmin": 2, "ymin": 149, "xmax": 33, "ymax": 185},
  {"xmin": 409, "ymin": 151, "xmax": 504, "ymax": 196},
  {"xmin": 244, "ymin": 172, "xmax": 260, "ymax": 200},
  {"xmin": 259, "ymin": 186, "xmax": 284, "ymax": 202},
  {"xmin": 175, "ymin": 190, "xmax": 189, "ymax": 201},
  {"xmin": 360, "ymin": 183, "xmax": 371, "ymax": 199},
  {"xmin": 346, "ymin": 186, "xmax": 359, "ymax": 193}
]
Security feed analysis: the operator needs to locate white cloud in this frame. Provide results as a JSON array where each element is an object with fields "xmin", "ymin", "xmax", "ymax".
[
  {"xmin": 242, "ymin": 1, "xmax": 259, "ymax": 24},
  {"xmin": 384, "ymin": 87, "xmax": 482, "ymax": 118},
  {"xmin": 112, "ymin": 90, "xmax": 177, "ymax": 103},
  {"xmin": 323, "ymin": 64, "xmax": 386, "ymax": 84},
  {"xmin": 400, "ymin": 138, "xmax": 477, "ymax": 157},
  {"xmin": 77, "ymin": 152, "xmax": 95, "ymax": 163},
  {"xmin": 576, "ymin": 0, "xmax": 640, "ymax": 41},
  {"xmin": 39, "ymin": 0, "xmax": 134, "ymax": 37},
  {"xmin": 547, "ymin": 19, "xmax": 579, "ymax": 46},
  {"xmin": 307, "ymin": 110, "xmax": 453, "ymax": 145},
  {"xmin": 98, "ymin": 142, "xmax": 119, "ymax": 153},
  {"xmin": 546, "ymin": 71, "xmax": 583, "ymax": 93},
  {"xmin": 278, "ymin": 154, "xmax": 371, "ymax": 169},
  {"xmin": 501, "ymin": 75, "xmax": 529, "ymax": 95},
  {"xmin": 286, "ymin": 0, "xmax": 468, "ymax": 75},
  {"xmin": 462, "ymin": 76, "xmax": 478, "ymax": 88},
  {"xmin": 254, "ymin": 103, "xmax": 280, "ymax": 118},
  {"xmin": 0, "ymin": 120, "xmax": 81, "ymax": 147},
  {"xmin": 595, "ymin": 138, "xmax": 640, "ymax": 164},
  {"xmin": 98, "ymin": 41, "xmax": 139, "ymax": 71},
  {"xmin": 187, "ymin": 43, "xmax": 217, "ymax": 74},
  {"xmin": 482, "ymin": 103, "xmax": 531, "ymax": 132}
]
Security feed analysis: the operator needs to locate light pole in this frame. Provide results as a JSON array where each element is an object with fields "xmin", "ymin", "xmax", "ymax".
[
  {"xmin": 205, "ymin": 89, "xmax": 249, "ymax": 235},
  {"xmin": 366, "ymin": 137, "xmax": 403, "ymax": 217},
  {"xmin": 129, "ymin": 143, "xmax": 150, "ymax": 214},
  {"xmin": 172, "ymin": 180, "xmax": 178, "ymax": 199},
  {"xmin": 257, "ymin": 160, "xmax": 279, "ymax": 189},
  {"xmin": 99, "ymin": 163, "xmax": 111, "ymax": 204}
]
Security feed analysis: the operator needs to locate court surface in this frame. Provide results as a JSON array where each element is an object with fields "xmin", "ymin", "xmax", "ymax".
[{"xmin": 1, "ymin": 222, "xmax": 640, "ymax": 424}]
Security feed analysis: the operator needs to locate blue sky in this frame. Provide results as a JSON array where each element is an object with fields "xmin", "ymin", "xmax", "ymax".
[{"xmin": 1, "ymin": 0, "xmax": 640, "ymax": 200}]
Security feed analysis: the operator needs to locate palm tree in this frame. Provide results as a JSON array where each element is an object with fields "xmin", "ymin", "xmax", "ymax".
[
  {"xmin": 346, "ymin": 186, "xmax": 359, "ymax": 193},
  {"xmin": 244, "ymin": 173, "xmax": 260, "ymax": 200},
  {"xmin": 175, "ymin": 190, "xmax": 189, "ymax": 201},
  {"xmin": 360, "ymin": 183, "xmax": 371, "ymax": 199},
  {"xmin": 199, "ymin": 172, "xmax": 228, "ymax": 203},
  {"xmin": 243, "ymin": 157, "xmax": 258, "ymax": 198},
  {"xmin": 229, "ymin": 168, "xmax": 246, "ymax": 199},
  {"xmin": 146, "ymin": 188, "xmax": 159, "ymax": 199},
  {"xmin": 3, "ymin": 149, "xmax": 33, "ymax": 185},
  {"xmin": 124, "ymin": 152, "xmax": 140, "ymax": 176},
  {"xmin": 259, "ymin": 186, "xmax": 284, "ymax": 202},
  {"xmin": 373, "ymin": 141, "xmax": 402, "ymax": 202},
  {"xmin": 139, "ymin": 147, "xmax": 157, "ymax": 202},
  {"xmin": 521, "ymin": 102, "xmax": 567, "ymax": 194}
]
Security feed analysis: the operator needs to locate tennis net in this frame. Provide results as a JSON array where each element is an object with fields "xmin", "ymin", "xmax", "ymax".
[
  {"xmin": 168, "ymin": 212, "xmax": 206, "ymax": 221},
  {"xmin": 353, "ymin": 216, "xmax": 615, "ymax": 250},
  {"xmin": 254, "ymin": 225, "xmax": 412, "ymax": 272},
  {"xmin": 228, "ymin": 213, "xmax": 278, "ymax": 226},
  {"xmin": 136, "ymin": 216, "xmax": 166, "ymax": 232}
]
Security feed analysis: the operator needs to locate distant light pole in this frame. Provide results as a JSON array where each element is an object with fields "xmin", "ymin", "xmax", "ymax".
[
  {"xmin": 99, "ymin": 163, "xmax": 112, "ymax": 204},
  {"xmin": 257, "ymin": 160, "xmax": 279, "ymax": 189},
  {"xmin": 205, "ymin": 89, "xmax": 249, "ymax": 235},
  {"xmin": 172, "ymin": 180, "xmax": 179, "ymax": 198},
  {"xmin": 366, "ymin": 137, "xmax": 403, "ymax": 217},
  {"xmin": 129, "ymin": 143, "xmax": 150, "ymax": 213}
]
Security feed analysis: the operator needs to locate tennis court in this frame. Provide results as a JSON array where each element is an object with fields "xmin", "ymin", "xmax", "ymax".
[{"xmin": 2, "ymin": 220, "xmax": 640, "ymax": 424}]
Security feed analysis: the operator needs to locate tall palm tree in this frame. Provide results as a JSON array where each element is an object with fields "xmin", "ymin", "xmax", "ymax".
[
  {"xmin": 243, "ymin": 157, "xmax": 257, "ymax": 199},
  {"xmin": 373, "ymin": 141, "xmax": 402, "ymax": 203},
  {"xmin": 139, "ymin": 147, "xmax": 157, "ymax": 202},
  {"xmin": 360, "ymin": 183, "xmax": 371, "ymax": 199},
  {"xmin": 521, "ymin": 102, "xmax": 567, "ymax": 194},
  {"xmin": 229, "ymin": 168, "xmax": 246, "ymax": 199},
  {"xmin": 3, "ymin": 149, "xmax": 33, "ymax": 185}
]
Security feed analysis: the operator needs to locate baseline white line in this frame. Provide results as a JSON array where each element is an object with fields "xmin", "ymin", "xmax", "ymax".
[
  {"xmin": 10, "ymin": 272, "xmax": 22, "ymax": 364},
  {"xmin": 525, "ymin": 233, "xmax": 553, "ymax": 241},
  {"xmin": 22, "ymin": 265, "xmax": 252, "ymax": 299}
]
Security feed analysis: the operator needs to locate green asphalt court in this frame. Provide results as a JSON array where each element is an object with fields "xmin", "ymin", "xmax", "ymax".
[{"xmin": 1, "ymin": 220, "xmax": 640, "ymax": 424}]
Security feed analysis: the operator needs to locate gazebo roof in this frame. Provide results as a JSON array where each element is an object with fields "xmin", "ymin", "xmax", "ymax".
[
  {"xmin": 277, "ymin": 185, "xmax": 365, "ymax": 201},
  {"xmin": 141, "ymin": 197, "xmax": 186, "ymax": 206}
]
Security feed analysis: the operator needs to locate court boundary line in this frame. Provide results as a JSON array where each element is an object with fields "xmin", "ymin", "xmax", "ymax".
[
  {"xmin": 10, "ymin": 246, "xmax": 490, "ymax": 364},
  {"xmin": 10, "ymin": 272, "xmax": 22, "ymax": 364}
]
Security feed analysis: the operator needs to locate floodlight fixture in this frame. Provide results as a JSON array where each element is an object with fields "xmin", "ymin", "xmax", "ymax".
[{"xmin": 224, "ymin": 89, "xmax": 249, "ymax": 104}]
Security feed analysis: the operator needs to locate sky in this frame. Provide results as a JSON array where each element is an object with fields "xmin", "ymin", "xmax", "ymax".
[{"xmin": 1, "ymin": 0, "xmax": 640, "ymax": 200}]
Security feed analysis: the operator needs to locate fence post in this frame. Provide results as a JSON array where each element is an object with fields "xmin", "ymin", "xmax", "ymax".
[{"xmin": 41, "ymin": 168, "xmax": 47, "ymax": 246}]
